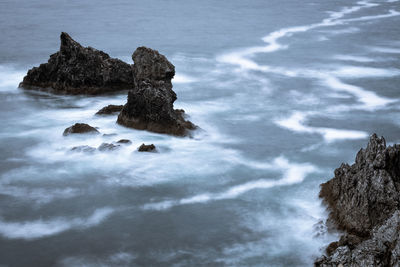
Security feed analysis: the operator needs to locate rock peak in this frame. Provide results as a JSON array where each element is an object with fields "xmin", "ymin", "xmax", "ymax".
[{"xmin": 59, "ymin": 32, "xmax": 82, "ymax": 55}]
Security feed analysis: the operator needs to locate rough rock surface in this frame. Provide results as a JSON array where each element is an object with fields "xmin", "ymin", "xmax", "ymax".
[
  {"xmin": 117, "ymin": 47, "xmax": 196, "ymax": 136},
  {"xmin": 315, "ymin": 134, "xmax": 400, "ymax": 266},
  {"xmin": 63, "ymin": 123, "xmax": 99, "ymax": 136},
  {"xmin": 96, "ymin": 105, "xmax": 124, "ymax": 115},
  {"xmin": 138, "ymin": 143, "xmax": 156, "ymax": 152},
  {"xmin": 19, "ymin": 32, "xmax": 134, "ymax": 94}
]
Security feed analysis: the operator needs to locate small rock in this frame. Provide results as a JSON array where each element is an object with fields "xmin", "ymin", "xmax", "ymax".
[
  {"xmin": 98, "ymin": 143, "xmax": 120, "ymax": 151},
  {"xmin": 96, "ymin": 105, "xmax": 124, "ymax": 115},
  {"xmin": 63, "ymin": 123, "xmax": 99, "ymax": 136},
  {"xmin": 116, "ymin": 139, "xmax": 131, "ymax": 144},
  {"xmin": 71, "ymin": 145, "xmax": 96, "ymax": 153},
  {"xmin": 103, "ymin": 133, "xmax": 117, "ymax": 137},
  {"xmin": 138, "ymin": 143, "xmax": 156, "ymax": 152}
]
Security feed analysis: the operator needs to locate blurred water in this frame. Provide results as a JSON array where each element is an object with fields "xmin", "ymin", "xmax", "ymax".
[{"xmin": 0, "ymin": 0, "xmax": 399, "ymax": 266}]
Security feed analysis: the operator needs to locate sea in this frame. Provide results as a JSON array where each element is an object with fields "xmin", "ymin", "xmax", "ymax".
[{"xmin": 0, "ymin": 0, "xmax": 399, "ymax": 266}]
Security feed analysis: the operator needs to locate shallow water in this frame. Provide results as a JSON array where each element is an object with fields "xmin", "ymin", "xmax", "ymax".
[{"xmin": 0, "ymin": 0, "xmax": 399, "ymax": 266}]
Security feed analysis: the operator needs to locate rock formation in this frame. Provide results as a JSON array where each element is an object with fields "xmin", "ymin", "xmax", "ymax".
[
  {"xmin": 117, "ymin": 47, "xmax": 196, "ymax": 136},
  {"xmin": 63, "ymin": 123, "xmax": 99, "ymax": 136},
  {"xmin": 315, "ymin": 134, "xmax": 400, "ymax": 266},
  {"xmin": 19, "ymin": 32, "xmax": 134, "ymax": 94},
  {"xmin": 96, "ymin": 105, "xmax": 124, "ymax": 115},
  {"xmin": 20, "ymin": 32, "xmax": 196, "ymax": 136}
]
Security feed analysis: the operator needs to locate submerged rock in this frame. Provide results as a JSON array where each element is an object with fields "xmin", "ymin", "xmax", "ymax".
[
  {"xmin": 19, "ymin": 32, "xmax": 134, "ymax": 94},
  {"xmin": 71, "ymin": 145, "xmax": 96, "ymax": 153},
  {"xmin": 98, "ymin": 143, "xmax": 120, "ymax": 151},
  {"xmin": 116, "ymin": 139, "xmax": 131, "ymax": 144},
  {"xmin": 138, "ymin": 143, "xmax": 156, "ymax": 152},
  {"xmin": 96, "ymin": 104, "xmax": 124, "ymax": 115},
  {"xmin": 63, "ymin": 123, "xmax": 99, "ymax": 136},
  {"xmin": 117, "ymin": 47, "xmax": 196, "ymax": 136},
  {"xmin": 315, "ymin": 134, "xmax": 400, "ymax": 266}
]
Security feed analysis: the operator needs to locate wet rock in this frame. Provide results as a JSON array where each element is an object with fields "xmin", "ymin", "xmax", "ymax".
[
  {"xmin": 103, "ymin": 133, "xmax": 117, "ymax": 137},
  {"xmin": 117, "ymin": 47, "xmax": 196, "ymax": 136},
  {"xmin": 315, "ymin": 134, "xmax": 400, "ymax": 266},
  {"xmin": 19, "ymin": 32, "xmax": 134, "ymax": 94},
  {"xmin": 138, "ymin": 143, "xmax": 156, "ymax": 152},
  {"xmin": 71, "ymin": 145, "xmax": 96, "ymax": 153},
  {"xmin": 63, "ymin": 123, "xmax": 99, "ymax": 136},
  {"xmin": 96, "ymin": 104, "xmax": 124, "ymax": 115},
  {"xmin": 116, "ymin": 139, "xmax": 131, "ymax": 144},
  {"xmin": 98, "ymin": 143, "xmax": 120, "ymax": 151}
]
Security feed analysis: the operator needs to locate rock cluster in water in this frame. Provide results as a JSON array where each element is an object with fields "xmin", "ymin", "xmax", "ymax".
[
  {"xmin": 21, "ymin": 32, "xmax": 196, "ymax": 136},
  {"xmin": 20, "ymin": 32, "xmax": 134, "ymax": 94},
  {"xmin": 315, "ymin": 134, "xmax": 400, "ymax": 266},
  {"xmin": 117, "ymin": 47, "xmax": 196, "ymax": 136}
]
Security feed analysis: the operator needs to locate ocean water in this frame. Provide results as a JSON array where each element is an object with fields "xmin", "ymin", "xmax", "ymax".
[{"xmin": 0, "ymin": 0, "xmax": 399, "ymax": 266}]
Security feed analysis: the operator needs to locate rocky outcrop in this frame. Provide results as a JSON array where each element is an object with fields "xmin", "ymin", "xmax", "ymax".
[
  {"xmin": 117, "ymin": 47, "xmax": 196, "ymax": 136},
  {"xmin": 316, "ymin": 134, "xmax": 400, "ymax": 266},
  {"xmin": 63, "ymin": 123, "xmax": 99, "ymax": 136},
  {"xmin": 19, "ymin": 32, "xmax": 134, "ymax": 94},
  {"xmin": 96, "ymin": 105, "xmax": 124, "ymax": 115},
  {"xmin": 138, "ymin": 143, "xmax": 156, "ymax": 152},
  {"xmin": 21, "ymin": 33, "xmax": 196, "ymax": 136}
]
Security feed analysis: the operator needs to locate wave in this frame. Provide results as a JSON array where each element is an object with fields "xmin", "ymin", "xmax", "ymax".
[
  {"xmin": 0, "ymin": 65, "xmax": 25, "ymax": 91},
  {"xmin": 0, "ymin": 207, "xmax": 114, "ymax": 240},
  {"xmin": 142, "ymin": 156, "xmax": 317, "ymax": 211}
]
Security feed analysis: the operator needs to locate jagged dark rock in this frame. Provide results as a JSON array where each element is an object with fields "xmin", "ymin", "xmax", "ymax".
[
  {"xmin": 63, "ymin": 123, "xmax": 99, "ymax": 136},
  {"xmin": 117, "ymin": 47, "xmax": 196, "ymax": 136},
  {"xmin": 96, "ymin": 105, "xmax": 124, "ymax": 115},
  {"xmin": 98, "ymin": 143, "xmax": 120, "ymax": 151},
  {"xmin": 138, "ymin": 143, "xmax": 156, "ymax": 152},
  {"xmin": 315, "ymin": 134, "xmax": 400, "ymax": 266},
  {"xmin": 19, "ymin": 32, "xmax": 134, "ymax": 94}
]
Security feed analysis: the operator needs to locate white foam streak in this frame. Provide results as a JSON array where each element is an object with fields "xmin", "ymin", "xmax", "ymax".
[
  {"xmin": 0, "ymin": 207, "xmax": 114, "ymax": 240},
  {"xmin": 333, "ymin": 55, "xmax": 375, "ymax": 62},
  {"xmin": 143, "ymin": 157, "xmax": 317, "ymax": 211},
  {"xmin": 217, "ymin": 0, "xmax": 386, "ymax": 69},
  {"xmin": 275, "ymin": 112, "xmax": 368, "ymax": 142}
]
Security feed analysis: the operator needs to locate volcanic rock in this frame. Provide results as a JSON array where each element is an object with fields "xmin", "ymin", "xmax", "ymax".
[
  {"xmin": 19, "ymin": 32, "xmax": 134, "ymax": 94},
  {"xmin": 117, "ymin": 47, "xmax": 196, "ymax": 136},
  {"xmin": 315, "ymin": 134, "xmax": 400, "ymax": 266},
  {"xmin": 63, "ymin": 123, "xmax": 99, "ymax": 136},
  {"xmin": 96, "ymin": 105, "xmax": 124, "ymax": 115},
  {"xmin": 138, "ymin": 143, "xmax": 156, "ymax": 152}
]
